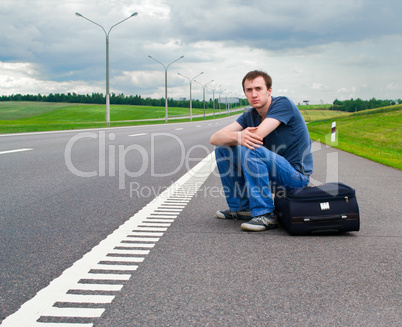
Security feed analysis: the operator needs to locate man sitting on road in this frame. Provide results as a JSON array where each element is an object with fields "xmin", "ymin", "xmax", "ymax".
[{"xmin": 210, "ymin": 70, "xmax": 313, "ymax": 232}]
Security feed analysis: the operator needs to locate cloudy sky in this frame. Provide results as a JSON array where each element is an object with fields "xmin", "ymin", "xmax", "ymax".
[{"xmin": 1, "ymin": 0, "xmax": 401, "ymax": 104}]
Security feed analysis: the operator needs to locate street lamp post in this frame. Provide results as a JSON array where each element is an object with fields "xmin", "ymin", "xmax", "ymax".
[
  {"xmin": 218, "ymin": 92, "xmax": 221, "ymax": 115},
  {"xmin": 218, "ymin": 88, "xmax": 226, "ymax": 116},
  {"xmin": 148, "ymin": 55, "xmax": 184, "ymax": 123},
  {"xmin": 194, "ymin": 80, "xmax": 214, "ymax": 119},
  {"xmin": 177, "ymin": 72, "xmax": 203, "ymax": 121},
  {"xmin": 75, "ymin": 12, "xmax": 138, "ymax": 127},
  {"xmin": 223, "ymin": 90, "xmax": 231, "ymax": 115},
  {"xmin": 207, "ymin": 84, "xmax": 221, "ymax": 118}
]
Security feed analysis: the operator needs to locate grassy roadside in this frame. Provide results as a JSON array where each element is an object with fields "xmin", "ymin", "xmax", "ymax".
[
  {"xmin": 0, "ymin": 102, "xmax": 238, "ymax": 133},
  {"xmin": 1, "ymin": 101, "xmax": 400, "ymax": 170},
  {"xmin": 0, "ymin": 102, "xmax": 216, "ymax": 121},
  {"xmin": 0, "ymin": 102, "xmax": 345, "ymax": 134},
  {"xmin": 307, "ymin": 105, "xmax": 402, "ymax": 170},
  {"xmin": 299, "ymin": 108, "xmax": 349, "ymax": 122}
]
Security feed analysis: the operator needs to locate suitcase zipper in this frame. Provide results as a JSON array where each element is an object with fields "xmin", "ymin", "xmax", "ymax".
[
  {"xmin": 287, "ymin": 195, "xmax": 353, "ymax": 202},
  {"xmin": 304, "ymin": 215, "xmax": 348, "ymax": 222}
]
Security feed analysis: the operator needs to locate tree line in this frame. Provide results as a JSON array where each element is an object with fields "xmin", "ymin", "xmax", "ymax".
[
  {"xmin": 1, "ymin": 93, "xmax": 399, "ymax": 112},
  {"xmin": 330, "ymin": 98, "xmax": 401, "ymax": 112},
  {"xmin": 0, "ymin": 92, "xmax": 227, "ymax": 109}
]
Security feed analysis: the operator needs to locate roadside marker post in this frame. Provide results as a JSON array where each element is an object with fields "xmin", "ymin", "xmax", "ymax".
[{"xmin": 331, "ymin": 122, "xmax": 336, "ymax": 143}]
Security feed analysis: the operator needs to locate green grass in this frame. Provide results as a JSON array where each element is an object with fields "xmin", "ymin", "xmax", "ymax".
[
  {"xmin": 0, "ymin": 101, "xmax": 348, "ymax": 134},
  {"xmin": 1, "ymin": 101, "xmax": 400, "ymax": 170},
  {"xmin": 299, "ymin": 109, "xmax": 349, "ymax": 122},
  {"xmin": 0, "ymin": 101, "xmax": 77, "ymax": 120},
  {"xmin": 308, "ymin": 105, "xmax": 402, "ymax": 169},
  {"xmin": 0, "ymin": 101, "xmax": 239, "ymax": 133},
  {"xmin": 0, "ymin": 102, "xmax": 213, "ymax": 122}
]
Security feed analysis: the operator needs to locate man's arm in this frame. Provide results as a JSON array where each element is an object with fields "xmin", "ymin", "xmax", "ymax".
[
  {"xmin": 253, "ymin": 117, "xmax": 281, "ymax": 140},
  {"xmin": 210, "ymin": 121, "xmax": 264, "ymax": 150},
  {"xmin": 210, "ymin": 118, "xmax": 281, "ymax": 149}
]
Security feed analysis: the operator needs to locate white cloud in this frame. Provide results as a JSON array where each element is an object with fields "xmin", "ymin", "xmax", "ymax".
[
  {"xmin": 0, "ymin": 61, "xmax": 104, "ymax": 95},
  {"xmin": 387, "ymin": 83, "xmax": 402, "ymax": 91},
  {"xmin": 338, "ymin": 54, "xmax": 381, "ymax": 67},
  {"xmin": 312, "ymin": 83, "xmax": 329, "ymax": 91},
  {"xmin": 0, "ymin": 0, "xmax": 401, "ymax": 104}
]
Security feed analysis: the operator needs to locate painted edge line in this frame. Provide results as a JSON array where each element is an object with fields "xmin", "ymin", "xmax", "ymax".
[
  {"xmin": 0, "ymin": 151, "xmax": 216, "ymax": 327},
  {"xmin": 0, "ymin": 148, "xmax": 33, "ymax": 155}
]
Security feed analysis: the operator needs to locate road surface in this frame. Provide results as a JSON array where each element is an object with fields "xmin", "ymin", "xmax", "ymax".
[{"xmin": 0, "ymin": 116, "xmax": 400, "ymax": 326}]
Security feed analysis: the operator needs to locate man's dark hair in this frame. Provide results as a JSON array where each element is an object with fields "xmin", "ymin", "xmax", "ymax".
[{"xmin": 242, "ymin": 70, "xmax": 272, "ymax": 91}]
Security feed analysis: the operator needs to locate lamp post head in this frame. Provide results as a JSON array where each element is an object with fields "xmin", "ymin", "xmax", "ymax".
[
  {"xmin": 75, "ymin": 12, "xmax": 83, "ymax": 17},
  {"xmin": 131, "ymin": 12, "xmax": 138, "ymax": 17}
]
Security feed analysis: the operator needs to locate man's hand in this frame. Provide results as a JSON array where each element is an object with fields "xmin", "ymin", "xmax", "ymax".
[{"xmin": 239, "ymin": 127, "xmax": 263, "ymax": 149}]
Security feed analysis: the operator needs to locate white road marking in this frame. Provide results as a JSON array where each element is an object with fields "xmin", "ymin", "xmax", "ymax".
[
  {"xmin": 94, "ymin": 264, "xmax": 139, "ymax": 271},
  {"xmin": 139, "ymin": 222, "xmax": 171, "ymax": 227},
  {"xmin": 69, "ymin": 284, "xmax": 123, "ymax": 292},
  {"xmin": 128, "ymin": 133, "xmax": 148, "ymax": 137},
  {"xmin": 155, "ymin": 207, "xmax": 181, "ymax": 213},
  {"xmin": 55, "ymin": 294, "xmax": 115, "ymax": 304},
  {"xmin": 1, "ymin": 151, "xmax": 216, "ymax": 327},
  {"xmin": 82, "ymin": 273, "xmax": 132, "ymax": 281},
  {"xmin": 108, "ymin": 249, "xmax": 150, "ymax": 255},
  {"xmin": 0, "ymin": 148, "xmax": 33, "ymax": 155},
  {"xmin": 175, "ymin": 128, "xmax": 184, "ymax": 130},
  {"xmin": 118, "ymin": 242, "xmax": 156, "ymax": 248},
  {"xmin": 34, "ymin": 323, "xmax": 93, "ymax": 327},
  {"xmin": 101, "ymin": 257, "xmax": 143, "ymax": 263},
  {"xmin": 127, "ymin": 231, "xmax": 164, "ymax": 237},
  {"xmin": 40, "ymin": 307, "xmax": 105, "ymax": 318}
]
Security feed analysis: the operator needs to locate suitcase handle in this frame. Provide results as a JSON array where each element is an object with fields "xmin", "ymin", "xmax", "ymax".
[{"xmin": 304, "ymin": 215, "xmax": 347, "ymax": 222}]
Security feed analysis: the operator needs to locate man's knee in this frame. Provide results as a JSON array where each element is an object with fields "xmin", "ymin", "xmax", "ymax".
[
  {"xmin": 215, "ymin": 145, "xmax": 241, "ymax": 159},
  {"xmin": 241, "ymin": 145, "xmax": 273, "ymax": 163},
  {"xmin": 215, "ymin": 145, "xmax": 231, "ymax": 155}
]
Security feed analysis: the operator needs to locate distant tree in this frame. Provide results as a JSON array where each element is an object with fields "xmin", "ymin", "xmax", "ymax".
[{"xmin": 331, "ymin": 97, "xmax": 397, "ymax": 112}]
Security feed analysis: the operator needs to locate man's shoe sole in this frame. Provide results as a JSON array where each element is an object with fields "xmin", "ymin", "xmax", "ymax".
[
  {"xmin": 216, "ymin": 210, "xmax": 251, "ymax": 220},
  {"xmin": 241, "ymin": 222, "xmax": 278, "ymax": 232},
  {"xmin": 216, "ymin": 210, "xmax": 228, "ymax": 219}
]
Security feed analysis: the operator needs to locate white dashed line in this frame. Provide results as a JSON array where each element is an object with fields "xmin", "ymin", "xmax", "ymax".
[
  {"xmin": 1, "ymin": 151, "xmax": 216, "ymax": 327},
  {"xmin": 128, "ymin": 133, "xmax": 148, "ymax": 137},
  {"xmin": 0, "ymin": 148, "xmax": 33, "ymax": 155}
]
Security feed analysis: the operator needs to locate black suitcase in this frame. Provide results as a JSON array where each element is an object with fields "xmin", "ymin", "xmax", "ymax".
[{"xmin": 274, "ymin": 182, "xmax": 360, "ymax": 235}]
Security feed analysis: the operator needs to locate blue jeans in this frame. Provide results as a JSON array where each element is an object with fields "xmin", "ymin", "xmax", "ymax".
[{"xmin": 215, "ymin": 145, "xmax": 310, "ymax": 217}]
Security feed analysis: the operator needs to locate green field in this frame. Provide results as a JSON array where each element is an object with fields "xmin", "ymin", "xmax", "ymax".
[
  {"xmin": 1, "ymin": 101, "xmax": 400, "ymax": 170},
  {"xmin": 0, "ymin": 101, "xmax": 215, "ymax": 122},
  {"xmin": 307, "ymin": 105, "xmax": 402, "ymax": 169},
  {"xmin": 0, "ymin": 102, "xmax": 229, "ymax": 133},
  {"xmin": 0, "ymin": 102, "xmax": 342, "ymax": 134},
  {"xmin": 299, "ymin": 108, "xmax": 349, "ymax": 122}
]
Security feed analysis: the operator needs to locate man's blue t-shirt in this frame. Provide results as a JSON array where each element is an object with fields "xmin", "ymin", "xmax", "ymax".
[{"xmin": 236, "ymin": 96, "xmax": 313, "ymax": 176}]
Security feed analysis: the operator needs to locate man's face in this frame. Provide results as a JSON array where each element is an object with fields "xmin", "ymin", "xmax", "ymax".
[{"xmin": 243, "ymin": 76, "xmax": 272, "ymax": 110}]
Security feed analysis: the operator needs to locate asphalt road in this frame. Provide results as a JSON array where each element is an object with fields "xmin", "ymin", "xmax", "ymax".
[{"xmin": 0, "ymin": 116, "xmax": 400, "ymax": 326}]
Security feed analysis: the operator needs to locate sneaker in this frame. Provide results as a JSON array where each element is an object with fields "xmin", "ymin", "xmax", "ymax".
[
  {"xmin": 216, "ymin": 209, "xmax": 251, "ymax": 220},
  {"xmin": 241, "ymin": 212, "xmax": 278, "ymax": 232}
]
